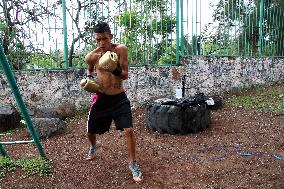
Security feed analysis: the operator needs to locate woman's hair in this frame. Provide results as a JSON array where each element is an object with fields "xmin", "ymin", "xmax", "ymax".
[{"xmin": 94, "ymin": 22, "xmax": 111, "ymax": 33}]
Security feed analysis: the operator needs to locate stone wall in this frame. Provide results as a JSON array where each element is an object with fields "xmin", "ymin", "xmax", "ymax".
[
  {"xmin": 0, "ymin": 57, "xmax": 283, "ymax": 110},
  {"xmin": 181, "ymin": 56, "xmax": 284, "ymax": 96}
]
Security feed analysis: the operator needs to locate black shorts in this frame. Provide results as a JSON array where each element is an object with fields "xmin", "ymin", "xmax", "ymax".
[{"xmin": 87, "ymin": 92, "xmax": 133, "ymax": 134}]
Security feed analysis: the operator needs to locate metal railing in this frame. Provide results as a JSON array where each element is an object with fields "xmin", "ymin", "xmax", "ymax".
[
  {"xmin": 180, "ymin": 0, "xmax": 284, "ymax": 57},
  {"xmin": 0, "ymin": 43, "xmax": 46, "ymax": 158},
  {"xmin": 0, "ymin": 0, "xmax": 283, "ymax": 70}
]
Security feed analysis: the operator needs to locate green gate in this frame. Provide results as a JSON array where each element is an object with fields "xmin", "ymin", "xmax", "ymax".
[{"xmin": 0, "ymin": 0, "xmax": 283, "ymax": 70}]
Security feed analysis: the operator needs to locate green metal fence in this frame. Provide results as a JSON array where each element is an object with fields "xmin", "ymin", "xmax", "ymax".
[
  {"xmin": 0, "ymin": 0, "xmax": 283, "ymax": 70},
  {"xmin": 181, "ymin": 0, "xmax": 284, "ymax": 57}
]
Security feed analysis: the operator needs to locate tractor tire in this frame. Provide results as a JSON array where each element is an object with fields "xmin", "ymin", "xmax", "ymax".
[
  {"xmin": 144, "ymin": 98, "xmax": 212, "ymax": 135},
  {"xmin": 207, "ymin": 95, "xmax": 223, "ymax": 110}
]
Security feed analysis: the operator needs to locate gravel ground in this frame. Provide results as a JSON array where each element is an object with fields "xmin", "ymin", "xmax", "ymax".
[{"xmin": 1, "ymin": 87, "xmax": 284, "ymax": 189}]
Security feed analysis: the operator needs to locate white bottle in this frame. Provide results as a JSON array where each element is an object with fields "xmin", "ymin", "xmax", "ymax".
[{"xmin": 175, "ymin": 84, "xmax": 183, "ymax": 99}]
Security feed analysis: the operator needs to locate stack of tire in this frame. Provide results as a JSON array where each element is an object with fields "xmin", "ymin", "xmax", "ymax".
[{"xmin": 144, "ymin": 93, "xmax": 223, "ymax": 135}]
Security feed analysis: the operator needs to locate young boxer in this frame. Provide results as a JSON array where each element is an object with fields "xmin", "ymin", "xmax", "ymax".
[{"xmin": 83, "ymin": 22, "xmax": 143, "ymax": 182}]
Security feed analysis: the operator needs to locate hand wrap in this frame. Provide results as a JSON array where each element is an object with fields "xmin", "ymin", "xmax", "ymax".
[{"xmin": 112, "ymin": 63, "xmax": 122, "ymax": 76}]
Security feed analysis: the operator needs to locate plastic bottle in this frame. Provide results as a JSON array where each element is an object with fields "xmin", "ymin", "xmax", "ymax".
[{"xmin": 175, "ymin": 84, "xmax": 183, "ymax": 99}]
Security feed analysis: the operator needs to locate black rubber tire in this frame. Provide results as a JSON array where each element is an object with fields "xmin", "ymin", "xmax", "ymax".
[
  {"xmin": 145, "ymin": 100, "xmax": 211, "ymax": 135},
  {"xmin": 207, "ymin": 95, "xmax": 224, "ymax": 110},
  {"xmin": 198, "ymin": 104, "xmax": 211, "ymax": 131},
  {"xmin": 183, "ymin": 105, "xmax": 199, "ymax": 133},
  {"xmin": 167, "ymin": 105, "xmax": 183, "ymax": 134},
  {"xmin": 145, "ymin": 104, "xmax": 160, "ymax": 132}
]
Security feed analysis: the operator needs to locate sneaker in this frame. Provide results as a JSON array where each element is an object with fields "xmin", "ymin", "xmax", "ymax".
[
  {"xmin": 129, "ymin": 160, "xmax": 143, "ymax": 182},
  {"xmin": 86, "ymin": 141, "xmax": 101, "ymax": 161}
]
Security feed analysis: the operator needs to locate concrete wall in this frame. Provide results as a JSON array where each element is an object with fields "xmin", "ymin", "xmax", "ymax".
[
  {"xmin": 0, "ymin": 57, "xmax": 283, "ymax": 110},
  {"xmin": 181, "ymin": 56, "xmax": 284, "ymax": 96}
]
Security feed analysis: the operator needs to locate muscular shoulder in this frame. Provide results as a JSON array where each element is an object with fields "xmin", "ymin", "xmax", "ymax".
[
  {"xmin": 85, "ymin": 47, "xmax": 101, "ymax": 65},
  {"xmin": 114, "ymin": 44, "xmax": 128, "ymax": 54}
]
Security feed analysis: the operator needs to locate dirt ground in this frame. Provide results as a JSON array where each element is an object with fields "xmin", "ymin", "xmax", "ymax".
[{"xmin": 1, "ymin": 88, "xmax": 284, "ymax": 189}]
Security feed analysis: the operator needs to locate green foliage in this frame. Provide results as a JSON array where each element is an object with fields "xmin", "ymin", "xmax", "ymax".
[
  {"xmin": 1, "ymin": 0, "xmax": 57, "ymax": 70},
  {"xmin": 136, "ymin": 0, "xmax": 168, "ymax": 12},
  {"xmin": 183, "ymin": 35, "xmax": 193, "ymax": 55},
  {"xmin": 0, "ymin": 157, "xmax": 52, "ymax": 179},
  {"xmin": 203, "ymin": 39, "xmax": 243, "ymax": 56},
  {"xmin": 157, "ymin": 43, "xmax": 176, "ymax": 65},
  {"xmin": 274, "ymin": 0, "xmax": 284, "ymax": 7},
  {"xmin": 71, "ymin": 56, "xmax": 86, "ymax": 68},
  {"xmin": 27, "ymin": 52, "xmax": 65, "ymax": 69},
  {"xmin": 31, "ymin": 54, "xmax": 53, "ymax": 69},
  {"xmin": 115, "ymin": 0, "xmax": 176, "ymax": 65},
  {"xmin": 76, "ymin": 104, "xmax": 90, "ymax": 117},
  {"xmin": 0, "ymin": 157, "xmax": 17, "ymax": 178},
  {"xmin": 150, "ymin": 16, "xmax": 176, "ymax": 36},
  {"xmin": 119, "ymin": 33, "xmax": 144, "ymax": 65},
  {"xmin": 0, "ymin": 21, "xmax": 8, "ymax": 31},
  {"xmin": 116, "ymin": 10, "xmax": 141, "ymax": 31},
  {"xmin": 207, "ymin": 0, "xmax": 284, "ymax": 56},
  {"xmin": 16, "ymin": 158, "xmax": 52, "ymax": 176},
  {"xmin": 229, "ymin": 85, "xmax": 284, "ymax": 114},
  {"xmin": 231, "ymin": 96, "xmax": 265, "ymax": 107}
]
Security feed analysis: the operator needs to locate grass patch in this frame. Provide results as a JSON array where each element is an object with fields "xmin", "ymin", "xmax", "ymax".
[
  {"xmin": 229, "ymin": 84, "xmax": 284, "ymax": 114},
  {"xmin": 0, "ymin": 156, "xmax": 52, "ymax": 179},
  {"xmin": 76, "ymin": 104, "xmax": 89, "ymax": 117},
  {"xmin": 0, "ymin": 157, "xmax": 17, "ymax": 178}
]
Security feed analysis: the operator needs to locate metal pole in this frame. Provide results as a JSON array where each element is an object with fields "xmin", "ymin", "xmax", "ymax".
[
  {"xmin": 0, "ymin": 45, "xmax": 47, "ymax": 159},
  {"xmin": 62, "ymin": 0, "xmax": 69, "ymax": 68},
  {"xmin": 176, "ymin": 0, "xmax": 180, "ymax": 65},
  {"xmin": 180, "ymin": 0, "xmax": 184, "ymax": 56},
  {"xmin": 258, "ymin": 0, "xmax": 264, "ymax": 55},
  {"xmin": 0, "ymin": 144, "xmax": 9, "ymax": 157}
]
